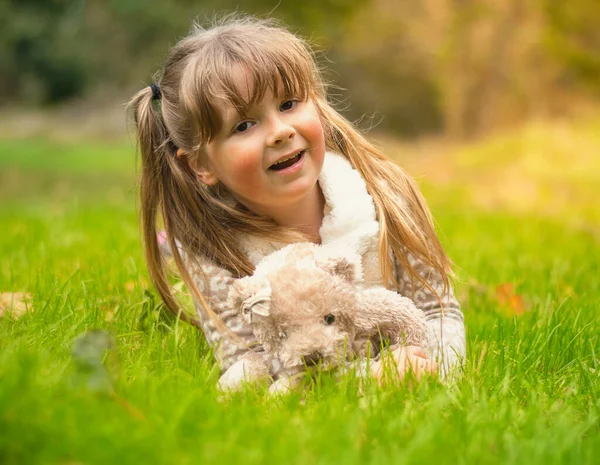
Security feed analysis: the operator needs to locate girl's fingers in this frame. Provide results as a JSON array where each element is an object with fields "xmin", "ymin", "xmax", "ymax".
[
  {"xmin": 390, "ymin": 346, "xmax": 429, "ymax": 362},
  {"xmin": 406, "ymin": 346, "xmax": 429, "ymax": 359},
  {"xmin": 411, "ymin": 354, "xmax": 438, "ymax": 372},
  {"xmin": 411, "ymin": 356, "xmax": 438, "ymax": 375},
  {"xmin": 396, "ymin": 351, "xmax": 438, "ymax": 378},
  {"xmin": 370, "ymin": 346, "xmax": 438, "ymax": 384}
]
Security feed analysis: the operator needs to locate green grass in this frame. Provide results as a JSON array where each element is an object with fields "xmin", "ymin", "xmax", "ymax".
[{"xmin": 1, "ymin": 129, "xmax": 599, "ymax": 464}]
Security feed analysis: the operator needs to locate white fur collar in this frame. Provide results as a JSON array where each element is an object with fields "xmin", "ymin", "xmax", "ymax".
[{"xmin": 240, "ymin": 152, "xmax": 380, "ymax": 267}]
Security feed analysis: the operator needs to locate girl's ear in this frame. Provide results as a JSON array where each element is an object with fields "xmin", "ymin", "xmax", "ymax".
[
  {"xmin": 195, "ymin": 166, "xmax": 219, "ymax": 186},
  {"xmin": 177, "ymin": 148, "xmax": 219, "ymax": 186}
]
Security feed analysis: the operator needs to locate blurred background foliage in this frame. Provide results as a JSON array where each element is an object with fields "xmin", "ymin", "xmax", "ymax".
[{"xmin": 1, "ymin": 0, "xmax": 600, "ymax": 139}]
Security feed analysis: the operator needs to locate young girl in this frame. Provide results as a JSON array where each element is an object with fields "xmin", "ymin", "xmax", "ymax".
[{"xmin": 127, "ymin": 16, "xmax": 465, "ymax": 387}]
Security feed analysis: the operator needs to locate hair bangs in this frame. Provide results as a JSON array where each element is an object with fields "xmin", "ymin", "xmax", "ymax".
[{"xmin": 183, "ymin": 34, "xmax": 316, "ymax": 149}]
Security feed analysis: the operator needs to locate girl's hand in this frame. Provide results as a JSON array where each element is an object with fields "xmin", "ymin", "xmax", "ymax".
[{"xmin": 369, "ymin": 345, "xmax": 437, "ymax": 385}]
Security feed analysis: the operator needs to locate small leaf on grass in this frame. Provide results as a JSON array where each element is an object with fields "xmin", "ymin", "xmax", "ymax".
[
  {"xmin": 97, "ymin": 295, "xmax": 120, "ymax": 322},
  {"xmin": 124, "ymin": 279, "xmax": 149, "ymax": 293},
  {"xmin": 0, "ymin": 292, "xmax": 33, "ymax": 319},
  {"xmin": 495, "ymin": 283, "xmax": 526, "ymax": 315}
]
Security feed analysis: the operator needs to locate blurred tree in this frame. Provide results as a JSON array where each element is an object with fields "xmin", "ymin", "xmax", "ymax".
[
  {"xmin": 543, "ymin": 0, "xmax": 600, "ymax": 91},
  {"xmin": 437, "ymin": 0, "xmax": 526, "ymax": 139},
  {"xmin": 0, "ymin": 0, "xmax": 361, "ymax": 104},
  {"xmin": 0, "ymin": 0, "xmax": 87, "ymax": 103},
  {"xmin": 331, "ymin": 0, "xmax": 444, "ymax": 136},
  {"xmin": 1, "ymin": 0, "xmax": 600, "ymax": 138}
]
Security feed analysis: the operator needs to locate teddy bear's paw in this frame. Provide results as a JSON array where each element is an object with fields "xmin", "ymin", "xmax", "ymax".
[
  {"xmin": 217, "ymin": 357, "xmax": 270, "ymax": 392},
  {"xmin": 267, "ymin": 375, "xmax": 303, "ymax": 397}
]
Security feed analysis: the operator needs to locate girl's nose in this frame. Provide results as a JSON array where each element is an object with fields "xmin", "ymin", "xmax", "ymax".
[{"xmin": 266, "ymin": 117, "xmax": 295, "ymax": 146}]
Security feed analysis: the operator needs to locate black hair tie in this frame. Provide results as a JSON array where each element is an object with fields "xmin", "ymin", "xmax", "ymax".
[{"xmin": 150, "ymin": 83, "xmax": 162, "ymax": 101}]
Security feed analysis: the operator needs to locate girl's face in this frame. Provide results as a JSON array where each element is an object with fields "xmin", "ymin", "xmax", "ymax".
[{"xmin": 194, "ymin": 70, "xmax": 326, "ymax": 219}]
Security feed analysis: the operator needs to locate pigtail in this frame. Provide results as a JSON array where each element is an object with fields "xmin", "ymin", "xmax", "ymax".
[
  {"xmin": 315, "ymin": 97, "xmax": 453, "ymax": 305},
  {"xmin": 128, "ymin": 84, "xmax": 250, "ymax": 339},
  {"xmin": 127, "ymin": 86, "xmax": 205, "ymax": 329}
]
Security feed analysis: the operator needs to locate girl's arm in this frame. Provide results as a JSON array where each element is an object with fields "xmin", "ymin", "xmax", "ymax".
[{"xmin": 395, "ymin": 254, "xmax": 466, "ymax": 379}]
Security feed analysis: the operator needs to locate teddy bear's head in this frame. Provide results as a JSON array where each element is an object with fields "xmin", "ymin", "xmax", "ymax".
[{"xmin": 228, "ymin": 243, "xmax": 363, "ymax": 371}]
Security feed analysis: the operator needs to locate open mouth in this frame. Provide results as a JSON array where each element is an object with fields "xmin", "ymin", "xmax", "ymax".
[{"xmin": 269, "ymin": 150, "xmax": 305, "ymax": 171}]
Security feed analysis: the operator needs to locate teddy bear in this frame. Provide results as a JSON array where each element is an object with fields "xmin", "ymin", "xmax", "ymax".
[{"xmin": 217, "ymin": 242, "xmax": 430, "ymax": 394}]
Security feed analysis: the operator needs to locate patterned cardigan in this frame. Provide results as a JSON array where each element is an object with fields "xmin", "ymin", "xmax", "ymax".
[{"xmin": 187, "ymin": 152, "xmax": 466, "ymax": 380}]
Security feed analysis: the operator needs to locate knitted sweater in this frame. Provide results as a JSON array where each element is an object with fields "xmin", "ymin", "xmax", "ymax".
[{"xmin": 188, "ymin": 152, "xmax": 466, "ymax": 379}]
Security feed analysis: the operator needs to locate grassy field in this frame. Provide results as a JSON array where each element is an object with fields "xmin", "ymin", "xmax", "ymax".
[{"xmin": 1, "ymin": 116, "xmax": 599, "ymax": 464}]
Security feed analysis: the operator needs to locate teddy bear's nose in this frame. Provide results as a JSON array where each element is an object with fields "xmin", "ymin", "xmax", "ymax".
[{"xmin": 303, "ymin": 351, "xmax": 323, "ymax": 366}]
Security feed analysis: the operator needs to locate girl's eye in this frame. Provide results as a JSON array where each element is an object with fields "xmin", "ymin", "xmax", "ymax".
[
  {"xmin": 280, "ymin": 99, "xmax": 298, "ymax": 112},
  {"xmin": 234, "ymin": 121, "xmax": 254, "ymax": 133},
  {"xmin": 324, "ymin": 314, "xmax": 335, "ymax": 325}
]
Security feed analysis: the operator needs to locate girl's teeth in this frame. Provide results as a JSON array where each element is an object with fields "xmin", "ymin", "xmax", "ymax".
[
  {"xmin": 270, "ymin": 151, "xmax": 303, "ymax": 170},
  {"xmin": 275, "ymin": 153, "xmax": 299, "ymax": 165}
]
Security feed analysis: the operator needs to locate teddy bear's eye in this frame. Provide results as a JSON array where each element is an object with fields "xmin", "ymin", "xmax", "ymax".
[{"xmin": 324, "ymin": 314, "xmax": 335, "ymax": 325}]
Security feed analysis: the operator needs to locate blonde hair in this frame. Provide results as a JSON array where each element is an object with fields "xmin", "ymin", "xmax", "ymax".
[{"xmin": 127, "ymin": 15, "xmax": 453, "ymax": 332}]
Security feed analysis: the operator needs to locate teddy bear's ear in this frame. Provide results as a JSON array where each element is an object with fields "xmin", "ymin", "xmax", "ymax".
[
  {"xmin": 228, "ymin": 277, "xmax": 272, "ymax": 324},
  {"xmin": 315, "ymin": 248, "xmax": 363, "ymax": 283}
]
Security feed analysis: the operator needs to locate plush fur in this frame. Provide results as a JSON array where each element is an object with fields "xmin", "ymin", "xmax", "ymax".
[{"xmin": 217, "ymin": 242, "xmax": 430, "ymax": 394}]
